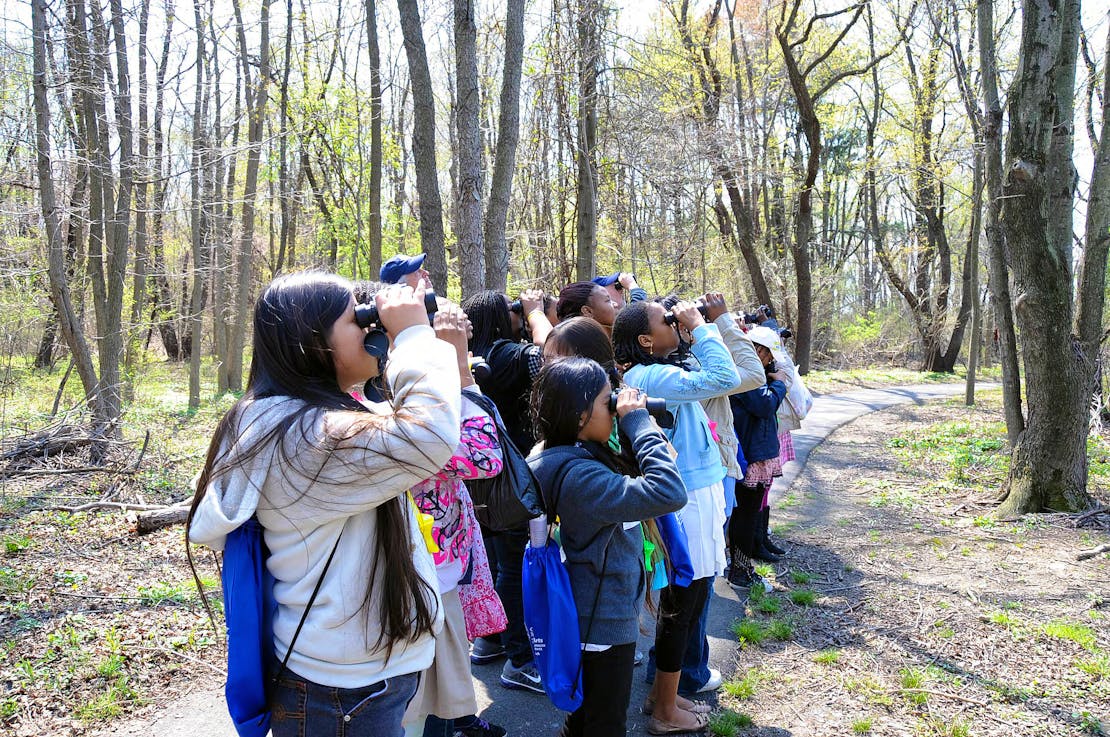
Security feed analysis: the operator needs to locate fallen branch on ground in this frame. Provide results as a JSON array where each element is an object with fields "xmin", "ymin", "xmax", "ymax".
[
  {"xmin": 136, "ymin": 502, "xmax": 191, "ymax": 535},
  {"xmin": 49, "ymin": 501, "xmax": 167, "ymax": 513},
  {"xmin": 1076, "ymin": 543, "xmax": 1110, "ymax": 561}
]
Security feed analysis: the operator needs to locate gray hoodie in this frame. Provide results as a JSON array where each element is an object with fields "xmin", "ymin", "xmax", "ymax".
[{"xmin": 527, "ymin": 410, "xmax": 686, "ymax": 646}]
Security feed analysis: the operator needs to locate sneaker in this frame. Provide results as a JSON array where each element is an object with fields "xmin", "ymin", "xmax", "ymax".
[
  {"xmin": 500, "ymin": 660, "xmax": 544, "ymax": 694},
  {"xmin": 470, "ymin": 637, "xmax": 507, "ymax": 665},
  {"xmin": 696, "ymin": 667, "xmax": 723, "ymax": 693},
  {"xmin": 453, "ymin": 715, "xmax": 507, "ymax": 737},
  {"xmin": 728, "ymin": 565, "xmax": 773, "ymax": 594}
]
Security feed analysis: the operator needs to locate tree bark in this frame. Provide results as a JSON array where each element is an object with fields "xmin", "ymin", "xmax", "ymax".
[
  {"xmin": 226, "ymin": 0, "xmax": 271, "ymax": 393},
  {"xmin": 483, "ymin": 0, "xmax": 526, "ymax": 291},
  {"xmin": 454, "ymin": 0, "xmax": 484, "ymax": 297},
  {"xmin": 977, "ymin": 0, "xmax": 1023, "ymax": 444},
  {"xmin": 397, "ymin": 0, "xmax": 448, "ymax": 294},
  {"xmin": 32, "ymin": 0, "xmax": 101, "ymax": 415},
  {"xmin": 365, "ymin": 0, "xmax": 384, "ymax": 278},
  {"xmin": 574, "ymin": 0, "xmax": 601, "ymax": 281},
  {"xmin": 998, "ymin": 0, "xmax": 1093, "ymax": 514}
]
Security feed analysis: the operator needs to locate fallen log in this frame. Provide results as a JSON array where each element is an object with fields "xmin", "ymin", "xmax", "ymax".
[
  {"xmin": 1076, "ymin": 543, "xmax": 1110, "ymax": 562},
  {"xmin": 136, "ymin": 502, "xmax": 190, "ymax": 536}
]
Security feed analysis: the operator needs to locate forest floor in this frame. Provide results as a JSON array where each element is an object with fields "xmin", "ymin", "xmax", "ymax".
[
  {"xmin": 0, "ymin": 369, "xmax": 1106, "ymax": 736},
  {"xmin": 714, "ymin": 393, "xmax": 1110, "ymax": 737}
]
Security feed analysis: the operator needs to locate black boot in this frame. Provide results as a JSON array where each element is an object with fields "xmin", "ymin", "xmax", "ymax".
[{"xmin": 762, "ymin": 507, "xmax": 786, "ymax": 556}]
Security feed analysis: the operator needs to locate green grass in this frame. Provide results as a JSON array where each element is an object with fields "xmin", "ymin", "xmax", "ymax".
[
  {"xmin": 722, "ymin": 667, "xmax": 773, "ymax": 700},
  {"xmin": 898, "ymin": 667, "xmax": 929, "ymax": 705},
  {"xmin": 136, "ymin": 581, "xmax": 191, "ymax": 606},
  {"xmin": 754, "ymin": 563, "xmax": 774, "ymax": 578},
  {"xmin": 2, "ymin": 534, "xmax": 32, "ymax": 555},
  {"xmin": 753, "ymin": 595, "xmax": 782, "ymax": 615},
  {"xmin": 1042, "ymin": 620, "xmax": 1098, "ymax": 651},
  {"xmin": 887, "ymin": 417, "xmax": 1009, "ymax": 486},
  {"xmin": 1076, "ymin": 654, "xmax": 1110, "ymax": 678},
  {"xmin": 732, "ymin": 619, "xmax": 767, "ymax": 647},
  {"xmin": 789, "ymin": 570, "xmax": 815, "ymax": 585},
  {"xmin": 813, "ymin": 648, "xmax": 840, "ymax": 665},
  {"xmin": 790, "ymin": 588, "xmax": 817, "ymax": 607},
  {"xmin": 768, "ymin": 618, "xmax": 794, "ymax": 640},
  {"xmin": 74, "ymin": 676, "xmax": 142, "ymax": 722},
  {"xmin": 851, "ymin": 716, "xmax": 873, "ymax": 734},
  {"xmin": 708, "ymin": 709, "xmax": 753, "ymax": 736}
]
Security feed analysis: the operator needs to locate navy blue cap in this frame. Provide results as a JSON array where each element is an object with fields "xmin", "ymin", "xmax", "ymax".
[
  {"xmin": 591, "ymin": 272, "xmax": 621, "ymax": 287},
  {"xmin": 380, "ymin": 252, "xmax": 426, "ymax": 284}
]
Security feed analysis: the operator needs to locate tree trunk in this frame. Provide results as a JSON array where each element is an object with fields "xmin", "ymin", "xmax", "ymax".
[
  {"xmin": 483, "ymin": 0, "xmax": 526, "ymax": 291},
  {"xmin": 397, "ymin": 0, "xmax": 448, "ymax": 294},
  {"xmin": 453, "ymin": 0, "xmax": 484, "ymax": 297},
  {"xmin": 574, "ymin": 0, "xmax": 601, "ymax": 281},
  {"xmin": 149, "ymin": 1, "xmax": 180, "ymax": 361},
  {"xmin": 32, "ymin": 0, "xmax": 101, "ymax": 414},
  {"xmin": 187, "ymin": 0, "xmax": 208, "ymax": 409},
  {"xmin": 365, "ymin": 0, "xmax": 384, "ymax": 278},
  {"xmin": 226, "ymin": 0, "xmax": 272, "ymax": 393},
  {"xmin": 998, "ymin": 0, "xmax": 1093, "ymax": 514},
  {"xmin": 977, "ymin": 0, "xmax": 1023, "ymax": 445},
  {"xmin": 124, "ymin": 0, "xmax": 152, "ymax": 403}
]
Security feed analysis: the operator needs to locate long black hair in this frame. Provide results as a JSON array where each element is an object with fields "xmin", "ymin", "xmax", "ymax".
[
  {"xmin": 463, "ymin": 289, "xmax": 513, "ymax": 355},
  {"xmin": 531, "ymin": 358, "xmax": 610, "ymax": 448},
  {"xmin": 188, "ymin": 271, "xmax": 438, "ymax": 656},
  {"xmin": 544, "ymin": 317, "xmax": 621, "ymax": 389}
]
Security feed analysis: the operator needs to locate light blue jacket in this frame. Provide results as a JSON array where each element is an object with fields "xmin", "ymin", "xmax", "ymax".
[{"xmin": 622, "ymin": 323, "xmax": 742, "ymax": 491}]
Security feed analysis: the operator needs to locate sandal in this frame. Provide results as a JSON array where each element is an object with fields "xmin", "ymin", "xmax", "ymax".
[
  {"xmin": 646, "ymin": 711, "xmax": 710, "ymax": 735},
  {"xmin": 642, "ymin": 696, "xmax": 713, "ymax": 716}
]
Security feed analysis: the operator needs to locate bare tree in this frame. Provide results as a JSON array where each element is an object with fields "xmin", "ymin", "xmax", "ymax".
[
  {"xmin": 226, "ymin": 0, "xmax": 273, "ymax": 393},
  {"xmin": 397, "ymin": 0, "xmax": 448, "ymax": 293},
  {"xmin": 365, "ymin": 0, "xmax": 384, "ymax": 277},
  {"xmin": 997, "ymin": 0, "xmax": 1104, "ymax": 514},
  {"xmin": 483, "ymin": 0, "xmax": 526, "ymax": 292},
  {"xmin": 454, "ymin": 0, "xmax": 484, "ymax": 296},
  {"xmin": 575, "ymin": 0, "xmax": 602, "ymax": 280}
]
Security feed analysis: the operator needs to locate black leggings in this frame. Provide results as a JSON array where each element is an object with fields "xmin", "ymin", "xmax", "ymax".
[
  {"xmin": 559, "ymin": 642, "xmax": 636, "ymax": 737},
  {"xmin": 729, "ymin": 483, "xmax": 765, "ymax": 557},
  {"xmin": 653, "ymin": 577, "xmax": 711, "ymax": 673}
]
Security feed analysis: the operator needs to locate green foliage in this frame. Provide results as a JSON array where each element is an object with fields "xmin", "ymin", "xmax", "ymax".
[
  {"xmin": 723, "ymin": 667, "xmax": 773, "ymax": 700},
  {"xmin": 1042, "ymin": 620, "xmax": 1097, "ymax": 651},
  {"xmin": 851, "ymin": 717, "xmax": 873, "ymax": 734},
  {"xmin": 2, "ymin": 534, "xmax": 31, "ymax": 555},
  {"xmin": 709, "ymin": 709, "xmax": 753, "ymax": 736},
  {"xmin": 813, "ymin": 648, "xmax": 840, "ymax": 665},
  {"xmin": 789, "ymin": 570, "xmax": 815, "ymax": 585},
  {"xmin": 136, "ymin": 582, "xmax": 190, "ymax": 607},
  {"xmin": 887, "ymin": 419, "xmax": 1008, "ymax": 485},
  {"xmin": 731, "ymin": 619, "xmax": 767, "ymax": 647},
  {"xmin": 790, "ymin": 589, "xmax": 817, "ymax": 607}
]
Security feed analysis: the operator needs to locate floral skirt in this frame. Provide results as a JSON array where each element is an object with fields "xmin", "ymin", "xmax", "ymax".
[{"xmin": 742, "ymin": 456, "xmax": 783, "ymax": 487}]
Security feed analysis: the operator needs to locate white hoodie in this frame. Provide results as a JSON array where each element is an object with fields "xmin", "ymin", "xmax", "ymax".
[{"xmin": 189, "ymin": 325, "xmax": 461, "ymax": 688}]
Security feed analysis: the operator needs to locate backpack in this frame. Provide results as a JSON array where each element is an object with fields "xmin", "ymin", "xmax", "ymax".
[
  {"xmin": 463, "ymin": 391, "xmax": 545, "ymax": 531},
  {"xmin": 221, "ymin": 517, "xmax": 340, "ymax": 737}
]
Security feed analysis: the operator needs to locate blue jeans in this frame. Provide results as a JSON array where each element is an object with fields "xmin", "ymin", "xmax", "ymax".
[
  {"xmin": 491, "ymin": 528, "xmax": 532, "ymax": 667},
  {"xmin": 270, "ymin": 669, "xmax": 419, "ymax": 737}
]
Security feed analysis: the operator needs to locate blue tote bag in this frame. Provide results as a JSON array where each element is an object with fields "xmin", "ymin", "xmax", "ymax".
[
  {"xmin": 221, "ymin": 518, "xmax": 276, "ymax": 737},
  {"xmin": 655, "ymin": 512, "xmax": 695, "ymax": 587},
  {"xmin": 522, "ymin": 539, "xmax": 584, "ymax": 712}
]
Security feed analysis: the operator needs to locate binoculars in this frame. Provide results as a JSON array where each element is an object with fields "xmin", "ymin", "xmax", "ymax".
[
  {"xmin": 469, "ymin": 357, "xmax": 491, "ymax": 381},
  {"xmin": 354, "ymin": 291, "xmax": 440, "ymax": 331},
  {"xmin": 663, "ymin": 301, "xmax": 710, "ymax": 326},
  {"xmin": 608, "ymin": 391, "xmax": 672, "ymax": 428}
]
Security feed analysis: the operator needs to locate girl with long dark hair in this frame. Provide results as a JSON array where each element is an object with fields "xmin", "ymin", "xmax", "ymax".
[
  {"xmin": 461, "ymin": 288, "xmax": 553, "ymax": 692},
  {"xmin": 528, "ymin": 359, "xmax": 686, "ymax": 737},
  {"xmin": 555, "ymin": 281, "xmax": 618, "ymax": 334},
  {"xmin": 188, "ymin": 272, "xmax": 462, "ymax": 737},
  {"xmin": 612, "ymin": 297, "xmax": 741, "ymax": 734}
]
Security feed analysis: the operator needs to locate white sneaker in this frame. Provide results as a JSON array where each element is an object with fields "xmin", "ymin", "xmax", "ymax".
[{"xmin": 696, "ymin": 667, "xmax": 723, "ymax": 693}]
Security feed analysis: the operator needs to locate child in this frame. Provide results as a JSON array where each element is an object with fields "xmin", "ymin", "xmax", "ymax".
[
  {"xmin": 528, "ymin": 358, "xmax": 686, "ymax": 737},
  {"xmin": 728, "ymin": 327, "xmax": 790, "ymax": 587},
  {"xmin": 188, "ymin": 273, "xmax": 461, "ymax": 737}
]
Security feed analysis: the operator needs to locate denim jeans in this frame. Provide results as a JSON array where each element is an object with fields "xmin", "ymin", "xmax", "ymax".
[
  {"xmin": 491, "ymin": 528, "xmax": 532, "ymax": 667},
  {"xmin": 270, "ymin": 669, "xmax": 419, "ymax": 737}
]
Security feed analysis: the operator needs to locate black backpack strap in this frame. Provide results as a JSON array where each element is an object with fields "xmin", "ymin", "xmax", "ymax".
[{"xmin": 271, "ymin": 529, "xmax": 343, "ymax": 683}]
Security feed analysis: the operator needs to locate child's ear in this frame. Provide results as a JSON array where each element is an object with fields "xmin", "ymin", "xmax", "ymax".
[
  {"xmin": 637, "ymin": 334, "xmax": 652, "ymax": 350},
  {"xmin": 578, "ymin": 410, "xmax": 588, "ymax": 428}
]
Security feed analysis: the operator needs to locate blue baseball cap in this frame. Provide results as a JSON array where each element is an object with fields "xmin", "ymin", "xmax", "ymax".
[
  {"xmin": 591, "ymin": 272, "xmax": 621, "ymax": 287},
  {"xmin": 380, "ymin": 252, "xmax": 426, "ymax": 284}
]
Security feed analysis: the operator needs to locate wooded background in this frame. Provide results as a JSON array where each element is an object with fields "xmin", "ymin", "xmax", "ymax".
[{"xmin": 5, "ymin": 0, "xmax": 1110, "ymax": 512}]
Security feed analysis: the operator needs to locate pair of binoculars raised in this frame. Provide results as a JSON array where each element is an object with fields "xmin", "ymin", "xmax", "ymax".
[
  {"xmin": 663, "ymin": 301, "xmax": 710, "ymax": 326},
  {"xmin": 354, "ymin": 291, "xmax": 440, "ymax": 330},
  {"xmin": 608, "ymin": 391, "xmax": 672, "ymax": 428}
]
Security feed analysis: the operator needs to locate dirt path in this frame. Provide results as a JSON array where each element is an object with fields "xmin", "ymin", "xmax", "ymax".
[{"xmin": 726, "ymin": 398, "xmax": 1109, "ymax": 737}]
